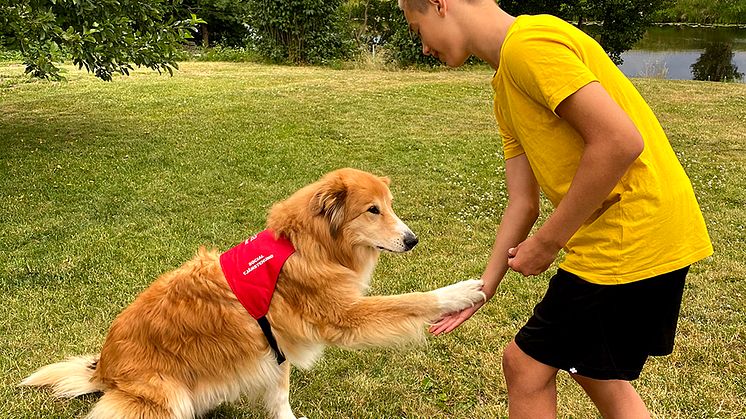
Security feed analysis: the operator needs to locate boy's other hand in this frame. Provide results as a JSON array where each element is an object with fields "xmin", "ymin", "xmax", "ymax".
[
  {"xmin": 429, "ymin": 299, "xmax": 486, "ymax": 336},
  {"xmin": 507, "ymin": 235, "xmax": 559, "ymax": 276}
]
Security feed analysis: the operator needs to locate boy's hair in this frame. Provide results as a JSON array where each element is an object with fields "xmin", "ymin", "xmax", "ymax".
[
  {"xmin": 398, "ymin": 0, "xmax": 483, "ymax": 13},
  {"xmin": 398, "ymin": 0, "xmax": 429, "ymax": 12}
]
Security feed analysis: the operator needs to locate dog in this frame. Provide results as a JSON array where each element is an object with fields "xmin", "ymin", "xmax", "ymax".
[{"xmin": 21, "ymin": 168, "xmax": 485, "ymax": 419}]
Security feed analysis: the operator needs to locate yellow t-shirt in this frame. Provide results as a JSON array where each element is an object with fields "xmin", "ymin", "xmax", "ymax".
[{"xmin": 492, "ymin": 15, "xmax": 713, "ymax": 284}]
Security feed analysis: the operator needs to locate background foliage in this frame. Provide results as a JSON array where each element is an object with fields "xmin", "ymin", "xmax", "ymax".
[
  {"xmin": 500, "ymin": 0, "xmax": 663, "ymax": 64},
  {"xmin": 1, "ymin": 0, "xmax": 744, "ymax": 77},
  {"xmin": 241, "ymin": 0, "xmax": 667, "ymax": 66},
  {"xmin": 653, "ymin": 0, "xmax": 746, "ymax": 24},
  {"xmin": 182, "ymin": 0, "xmax": 252, "ymax": 47},
  {"xmin": 690, "ymin": 42, "xmax": 744, "ymax": 81},
  {"xmin": 246, "ymin": 0, "xmax": 353, "ymax": 64},
  {"xmin": 0, "ymin": 0, "xmax": 199, "ymax": 81},
  {"xmin": 344, "ymin": 0, "xmax": 438, "ymax": 66}
]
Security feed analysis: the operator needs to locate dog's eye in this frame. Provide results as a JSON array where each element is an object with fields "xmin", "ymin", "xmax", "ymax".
[{"xmin": 367, "ymin": 206, "xmax": 380, "ymax": 215}]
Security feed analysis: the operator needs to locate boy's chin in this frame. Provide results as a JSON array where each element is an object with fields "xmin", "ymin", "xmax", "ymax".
[
  {"xmin": 445, "ymin": 57, "xmax": 468, "ymax": 68},
  {"xmin": 441, "ymin": 53, "xmax": 470, "ymax": 68}
]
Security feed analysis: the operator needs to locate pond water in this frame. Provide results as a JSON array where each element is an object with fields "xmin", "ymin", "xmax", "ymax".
[{"xmin": 617, "ymin": 25, "xmax": 746, "ymax": 82}]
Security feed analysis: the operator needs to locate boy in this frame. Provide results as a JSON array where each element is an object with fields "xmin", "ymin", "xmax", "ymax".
[{"xmin": 398, "ymin": 0, "xmax": 713, "ymax": 417}]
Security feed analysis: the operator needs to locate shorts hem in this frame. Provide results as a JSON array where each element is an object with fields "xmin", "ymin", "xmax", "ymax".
[{"xmin": 515, "ymin": 336, "xmax": 643, "ymax": 381}]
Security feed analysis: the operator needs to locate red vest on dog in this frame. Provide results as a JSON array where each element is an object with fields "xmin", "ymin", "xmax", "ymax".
[
  {"xmin": 220, "ymin": 229, "xmax": 294, "ymax": 364},
  {"xmin": 220, "ymin": 229, "xmax": 295, "ymax": 320}
]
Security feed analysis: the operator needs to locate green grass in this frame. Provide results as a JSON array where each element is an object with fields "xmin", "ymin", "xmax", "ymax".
[{"xmin": 1, "ymin": 62, "xmax": 744, "ymax": 418}]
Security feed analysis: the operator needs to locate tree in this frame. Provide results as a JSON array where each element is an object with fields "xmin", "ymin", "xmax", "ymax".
[
  {"xmin": 181, "ymin": 0, "xmax": 252, "ymax": 47},
  {"xmin": 0, "ymin": 0, "xmax": 200, "ymax": 81},
  {"xmin": 582, "ymin": 0, "xmax": 663, "ymax": 65},
  {"xmin": 691, "ymin": 42, "xmax": 743, "ymax": 82},
  {"xmin": 499, "ymin": 0, "xmax": 577, "ymax": 19},
  {"xmin": 246, "ymin": 0, "xmax": 352, "ymax": 64},
  {"xmin": 500, "ymin": 0, "xmax": 665, "ymax": 64}
]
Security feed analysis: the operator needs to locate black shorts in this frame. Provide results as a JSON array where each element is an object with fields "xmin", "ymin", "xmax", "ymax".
[{"xmin": 515, "ymin": 266, "xmax": 689, "ymax": 381}]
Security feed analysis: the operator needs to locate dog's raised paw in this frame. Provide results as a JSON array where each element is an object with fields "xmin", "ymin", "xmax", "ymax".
[{"xmin": 432, "ymin": 279, "xmax": 486, "ymax": 314}]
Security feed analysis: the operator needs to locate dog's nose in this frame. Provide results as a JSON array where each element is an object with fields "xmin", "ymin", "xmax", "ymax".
[{"xmin": 403, "ymin": 232, "xmax": 419, "ymax": 251}]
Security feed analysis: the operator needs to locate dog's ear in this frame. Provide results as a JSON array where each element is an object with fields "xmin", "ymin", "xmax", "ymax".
[
  {"xmin": 310, "ymin": 176, "xmax": 347, "ymax": 237},
  {"xmin": 379, "ymin": 176, "xmax": 390, "ymax": 186}
]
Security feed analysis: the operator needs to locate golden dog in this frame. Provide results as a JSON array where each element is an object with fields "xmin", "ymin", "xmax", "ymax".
[{"xmin": 22, "ymin": 168, "xmax": 485, "ymax": 419}]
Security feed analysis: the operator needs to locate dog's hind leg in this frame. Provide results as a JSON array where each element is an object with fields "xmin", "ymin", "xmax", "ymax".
[
  {"xmin": 86, "ymin": 378, "xmax": 194, "ymax": 419},
  {"xmin": 85, "ymin": 389, "xmax": 168, "ymax": 419},
  {"xmin": 263, "ymin": 362, "xmax": 305, "ymax": 419}
]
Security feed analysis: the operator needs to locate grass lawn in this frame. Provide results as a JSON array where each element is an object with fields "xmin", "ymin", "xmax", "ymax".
[{"xmin": 1, "ymin": 61, "xmax": 744, "ymax": 418}]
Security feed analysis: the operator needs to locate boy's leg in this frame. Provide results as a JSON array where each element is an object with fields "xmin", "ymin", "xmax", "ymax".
[
  {"xmin": 571, "ymin": 374, "xmax": 651, "ymax": 419},
  {"xmin": 502, "ymin": 340, "xmax": 559, "ymax": 419}
]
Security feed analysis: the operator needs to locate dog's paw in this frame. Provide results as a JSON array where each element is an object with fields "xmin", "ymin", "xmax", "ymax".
[{"xmin": 432, "ymin": 279, "xmax": 486, "ymax": 314}]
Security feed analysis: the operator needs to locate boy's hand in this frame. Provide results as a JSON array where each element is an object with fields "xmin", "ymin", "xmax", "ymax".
[
  {"xmin": 429, "ymin": 299, "xmax": 486, "ymax": 336},
  {"xmin": 507, "ymin": 235, "xmax": 560, "ymax": 276}
]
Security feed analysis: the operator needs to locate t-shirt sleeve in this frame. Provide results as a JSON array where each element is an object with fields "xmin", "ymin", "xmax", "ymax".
[{"xmin": 502, "ymin": 27, "xmax": 598, "ymax": 115}]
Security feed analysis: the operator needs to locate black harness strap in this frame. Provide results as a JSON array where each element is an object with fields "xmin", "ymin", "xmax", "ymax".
[{"xmin": 257, "ymin": 316, "xmax": 285, "ymax": 364}]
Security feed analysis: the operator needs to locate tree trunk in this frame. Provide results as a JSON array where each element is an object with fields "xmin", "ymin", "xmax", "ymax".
[
  {"xmin": 200, "ymin": 24, "xmax": 209, "ymax": 47},
  {"xmin": 357, "ymin": 0, "xmax": 371, "ymax": 47}
]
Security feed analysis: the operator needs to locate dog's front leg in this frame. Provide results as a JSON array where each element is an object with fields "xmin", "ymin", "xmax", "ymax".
[
  {"xmin": 430, "ymin": 278, "xmax": 487, "ymax": 314},
  {"xmin": 263, "ymin": 362, "xmax": 306, "ymax": 419},
  {"xmin": 323, "ymin": 279, "xmax": 485, "ymax": 348}
]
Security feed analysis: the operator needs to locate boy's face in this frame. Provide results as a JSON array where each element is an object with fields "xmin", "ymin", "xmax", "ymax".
[{"xmin": 403, "ymin": 0, "xmax": 470, "ymax": 67}]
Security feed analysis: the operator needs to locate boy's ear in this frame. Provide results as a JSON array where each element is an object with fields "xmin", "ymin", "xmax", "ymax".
[{"xmin": 430, "ymin": 0, "xmax": 447, "ymax": 15}]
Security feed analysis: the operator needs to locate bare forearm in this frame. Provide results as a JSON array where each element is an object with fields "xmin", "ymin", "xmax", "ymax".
[
  {"xmin": 482, "ymin": 201, "xmax": 538, "ymax": 298},
  {"xmin": 483, "ymin": 154, "xmax": 542, "ymax": 293}
]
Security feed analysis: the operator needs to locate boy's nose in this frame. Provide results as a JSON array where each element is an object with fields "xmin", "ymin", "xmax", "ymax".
[{"xmin": 422, "ymin": 44, "xmax": 431, "ymax": 56}]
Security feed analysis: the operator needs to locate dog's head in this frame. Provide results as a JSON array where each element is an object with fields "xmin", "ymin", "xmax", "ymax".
[
  {"xmin": 292, "ymin": 168, "xmax": 418, "ymax": 253},
  {"xmin": 309, "ymin": 168, "xmax": 418, "ymax": 252}
]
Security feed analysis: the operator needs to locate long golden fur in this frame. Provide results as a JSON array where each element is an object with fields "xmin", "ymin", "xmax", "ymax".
[{"xmin": 21, "ymin": 168, "xmax": 485, "ymax": 419}]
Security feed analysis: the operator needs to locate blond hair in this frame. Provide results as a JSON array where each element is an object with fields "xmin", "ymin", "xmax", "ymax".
[
  {"xmin": 398, "ymin": 0, "xmax": 429, "ymax": 12},
  {"xmin": 398, "ymin": 0, "xmax": 484, "ymax": 13}
]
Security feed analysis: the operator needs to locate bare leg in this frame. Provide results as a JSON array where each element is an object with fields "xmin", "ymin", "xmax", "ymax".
[
  {"xmin": 572, "ymin": 374, "xmax": 651, "ymax": 419},
  {"xmin": 502, "ymin": 340, "xmax": 559, "ymax": 419}
]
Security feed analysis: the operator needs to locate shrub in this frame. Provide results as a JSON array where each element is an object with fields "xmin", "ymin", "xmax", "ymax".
[{"xmin": 246, "ymin": 0, "xmax": 353, "ymax": 65}]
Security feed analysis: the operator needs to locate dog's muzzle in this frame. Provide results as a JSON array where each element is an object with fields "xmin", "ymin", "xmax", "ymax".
[{"xmin": 403, "ymin": 232, "xmax": 419, "ymax": 251}]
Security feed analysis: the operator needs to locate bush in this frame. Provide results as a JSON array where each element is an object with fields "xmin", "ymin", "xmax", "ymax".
[
  {"xmin": 246, "ymin": 0, "xmax": 353, "ymax": 65},
  {"xmin": 652, "ymin": 0, "xmax": 746, "ymax": 24},
  {"xmin": 0, "ymin": 47, "xmax": 22, "ymax": 62},
  {"xmin": 384, "ymin": 3, "xmax": 442, "ymax": 67}
]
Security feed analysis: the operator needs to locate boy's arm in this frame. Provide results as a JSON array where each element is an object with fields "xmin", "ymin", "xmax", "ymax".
[
  {"xmin": 507, "ymin": 81, "xmax": 644, "ymax": 276},
  {"xmin": 429, "ymin": 153, "xmax": 539, "ymax": 335}
]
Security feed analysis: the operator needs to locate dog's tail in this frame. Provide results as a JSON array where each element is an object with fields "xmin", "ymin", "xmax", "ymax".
[{"xmin": 20, "ymin": 355, "xmax": 103, "ymax": 398}]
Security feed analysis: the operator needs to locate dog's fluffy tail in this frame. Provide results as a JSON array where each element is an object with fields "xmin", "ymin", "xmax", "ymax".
[{"xmin": 20, "ymin": 355, "xmax": 103, "ymax": 398}]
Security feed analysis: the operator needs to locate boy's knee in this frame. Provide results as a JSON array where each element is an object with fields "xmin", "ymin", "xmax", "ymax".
[
  {"xmin": 502, "ymin": 340, "xmax": 525, "ymax": 382},
  {"xmin": 502, "ymin": 340, "xmax": 557, "ymax": 390}
]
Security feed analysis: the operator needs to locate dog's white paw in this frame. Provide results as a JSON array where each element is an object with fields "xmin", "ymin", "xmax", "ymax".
[{"xmin": 432, "ymin": 279, "xmax": 486, "ymax": 314}]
